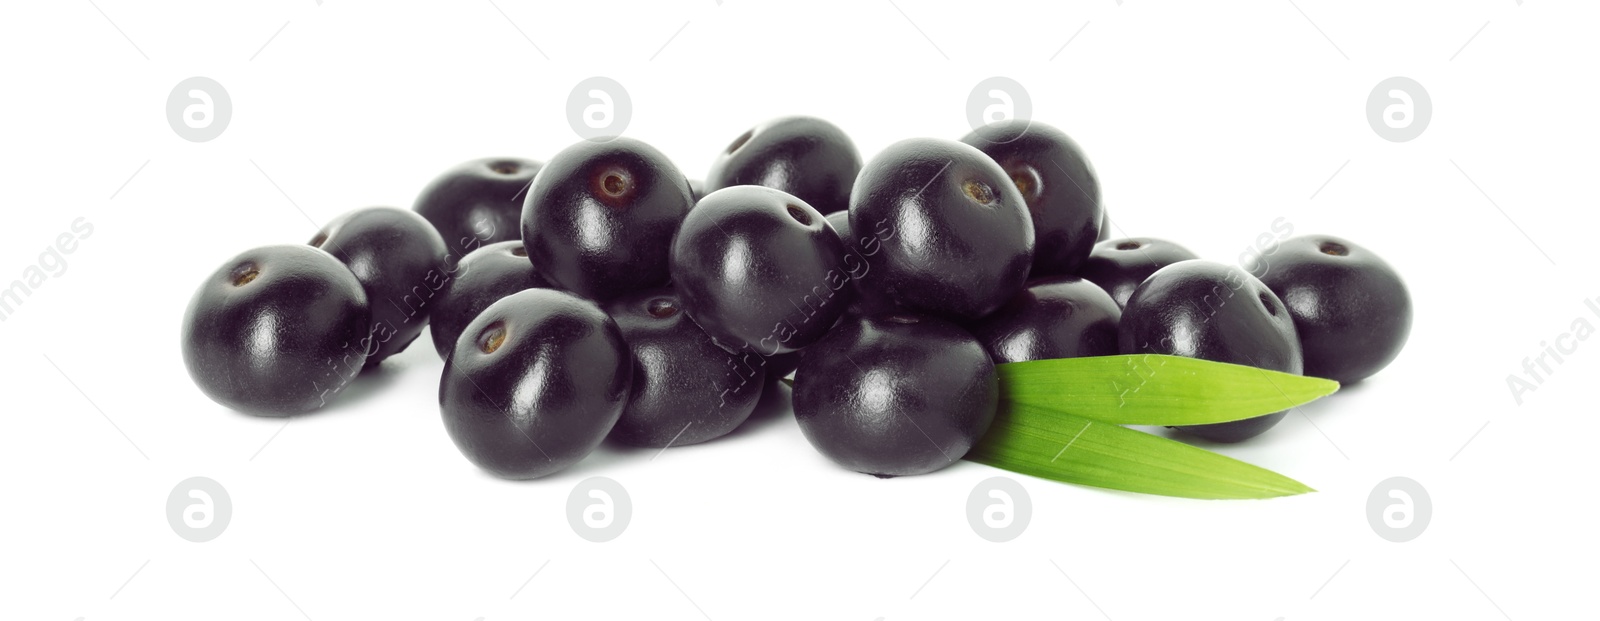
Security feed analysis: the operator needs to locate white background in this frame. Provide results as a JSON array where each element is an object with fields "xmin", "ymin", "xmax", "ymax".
[{"xmin": 2, "ymin": 1, "xmax": 1595, "ymax": 619}]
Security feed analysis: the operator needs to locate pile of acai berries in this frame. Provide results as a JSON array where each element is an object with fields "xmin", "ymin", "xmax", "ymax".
[{"xmin": 180, "ymin": 118, "xmax": 1411, "ymax": 479}]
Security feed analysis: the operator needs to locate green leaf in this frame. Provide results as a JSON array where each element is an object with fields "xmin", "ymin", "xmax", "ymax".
[
  {"xmin": 966, "ymin": 402, "xmax": 1314, "ymax": 499},
  {"xmin": 998, "ymin": 354, "xmax": 1338, "ymax": 426}
]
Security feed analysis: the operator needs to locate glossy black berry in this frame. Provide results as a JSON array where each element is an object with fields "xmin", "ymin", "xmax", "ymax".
[
  {"xmin": 706, "ymin": 116, "xmax": 862, "ymax": 215},
  {"xmin": 312, "ymin": 207, "xmax": 449, "ymax": 366},
  {"xmin": 688, "ymin": 178, "xmax": 707, "ymax": 203},
  {"xmin": 670, "ymin": 185, "xmax": 853, "ymax": 355},
  {"xmin": 961, "ymin": 121, "xmax": 1101, "ymax": 277},
  {"xmin": 428, "ymin": 240, "xmax": 550, "ymax": 360},
  {"xmin": 1097, "ymin": 211, "xmax": 1111, "ymax": 242},
  {"xmin": 1078, "ymin": 237, "xmax": 1200, "ymax": 310},
  {"xmin": 793, "ymin": 314, "xmax": 997, "ymax": 477},
  {"xmin": 1118, "ymin": 260, "xmax": 1302, "ymax": 442},
  {"xmin": 182, "ymin": 245, "xmax": 370, "ymax": 416},
  {"xmin": 413, "ymin": 157, "xmax": 541, "ymax": 258},
  {"xmin": 850, "ymin": 138, "xmax": 1034, "ymax": 321},
  {"xmin": 439, "ymin": 288, "xmax": 631, "ymax": 479},
  {"xmin": 522, "ymin": 138, "xmax": 692, "ymax": 301},
  {"xmin": 605, "ymin": 287, "xmax": 766, "ymax": 447},
  {"xmin": 970, "ymin": 277, "xmax": 1121, "ymax": 364},
  {"xmin": 1256, "ymin": 235, "xmax": 1411, "ymax": 384}
]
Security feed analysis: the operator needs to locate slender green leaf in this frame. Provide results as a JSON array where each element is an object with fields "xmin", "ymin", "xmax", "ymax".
[
  {"xmin": 966, "ymin": 402, "xmax": 1314, "ymax": 499},
  {"xmin": 998, "ymin": 354, "xmax": 1338, "ymax": 426}
]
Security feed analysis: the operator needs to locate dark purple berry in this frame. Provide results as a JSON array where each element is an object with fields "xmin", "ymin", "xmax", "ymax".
[
  {"xmin": 522, "ymin": 138, "xmax": 692, "ymax": 301},
  {"xmin": 706, "ymin": 116, "xmax": 861, "ymax": 215},
  {"xmin": 850, "ymin": 138, "xmax": 1034, "ymax": 321},
  {"xmin": 1118, "ymin": 260, "xmax": 1302, "ymax": 443},
  {"xmin": 182, "ymin": 245, "xmax": 369, "ymax": 415},
  {"xmin": 605, "ymin": 287, "xmax": 766, "ymax": 447},
  {"xmin": 311, "ymin": 207, "xmax": 449, "ymax": 366},
  {"xmin": 961, "ymin": 121, "xmax": 1101, "ymax": 277},
  {"xmin": 670, "ymin": 185, "xmax": 853, "ymax": 355},
  {"xmin": 970, "ymin": 277, "xmax": 1121, "ymax": 364},
  {"xmin": 1255, "ymin": 235, "xmax": 1411, "ymax": 384},
  {"xmin": 439, "ymin": 288, "xmax": 631, "ymax": 479},
  {"xmin": 413, "ymin": 157, "xmax": 542, "ymax": 259},
  {"xmin": 429, "ymin": 240, "xmax": 549, "ymax": 360},
  {"xmin": 1079, "ymin": 237, "xmax": 1200, "ymax": 310},
  {"xmin": 793, "ymin": 314, "xmax": 997, "ymax": 477}
]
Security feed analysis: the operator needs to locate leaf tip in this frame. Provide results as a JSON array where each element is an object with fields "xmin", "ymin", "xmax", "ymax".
[{"xmin": 1273, "ymin": 480, "xmax": 1317, "ymax": 497}]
